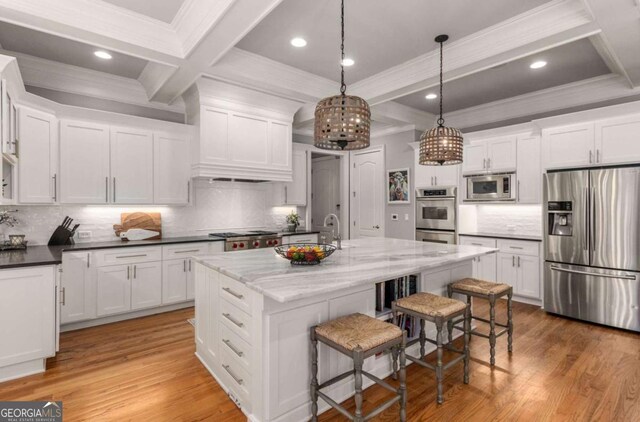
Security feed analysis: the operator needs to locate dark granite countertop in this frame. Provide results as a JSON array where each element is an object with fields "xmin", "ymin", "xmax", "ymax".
[
  {"xmin": 459, "ymin": 232, "xmax": 542, "ymax": 242},
  {"xmin": 0, "ymin": 231, "xmax": 321, "ymax": 269}
]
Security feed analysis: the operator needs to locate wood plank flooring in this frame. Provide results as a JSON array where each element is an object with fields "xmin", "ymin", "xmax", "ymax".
[{"xmin": 0, "ymin": 302, "xmax": 638, "ymax": 421}]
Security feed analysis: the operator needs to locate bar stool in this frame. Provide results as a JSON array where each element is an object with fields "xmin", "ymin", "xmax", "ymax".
[
  {"xmin": 447, "ymin": 278, "xmax": 513, "ymax": 366},
  {"xmin": 392, "ymin": 292, "xmax": 470, "ymax": 404},
  {"xmin": 310, "ymin": 313, "xmax": 407, "ymax": 422}
]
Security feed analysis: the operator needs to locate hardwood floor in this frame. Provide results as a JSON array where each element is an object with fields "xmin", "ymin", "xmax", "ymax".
[{"xmin": 0, "ymin": 302, "xmax": 638, "ymax": 421}]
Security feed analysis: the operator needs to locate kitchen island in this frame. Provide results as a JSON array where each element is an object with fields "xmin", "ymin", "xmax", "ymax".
[{"xmin": 193, "ymin": 238, "xmax": 497, "ymax": 422}]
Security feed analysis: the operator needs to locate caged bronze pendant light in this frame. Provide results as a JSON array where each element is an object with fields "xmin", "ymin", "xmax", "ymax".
[
  {"xmin": 419, "ymin": 35, "xmax": 463, "ymax": 166},
  {"xmin": 314, "ymin": 0, "xmax": 371, "ymax": 151}
]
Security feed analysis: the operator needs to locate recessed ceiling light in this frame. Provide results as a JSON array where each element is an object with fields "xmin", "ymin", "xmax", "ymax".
[
  {"xmin": 341, "ymin": 58, "xmax": 354, "ymax": 67},
  {"xmin": 94, "ymin": 51, "xmax": 112, "ymax": 60},
  {"xmin": 290, "ymin": 37, "xmax": 307, "ymax": 48},
  {"xmin": 425, "ymin": 93, "xmax": 438, "ymax": 100},
  {"xmin": 530, "ymin": 60, "xmax": 547, "ymax": 69}
]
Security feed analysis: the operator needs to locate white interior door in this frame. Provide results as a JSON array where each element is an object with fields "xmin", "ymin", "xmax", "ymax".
[
  {"xmin": 351, "ymin": 148, "xmax": 384, "ymax": 238},
  {"xmin": 312, "ymin": 156, "xmax": 340, "ymax": 232}
]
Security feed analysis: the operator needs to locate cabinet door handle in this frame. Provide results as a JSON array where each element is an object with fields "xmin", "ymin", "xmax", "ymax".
[
  {"xmin": 105, "ymin": 177, "xmax": 109, "ymax": 202},
  {"xmin": 175, "ymin": 249, "xmax": 199, "ymax": 254},
  {"xmin": 482, "ymin": 158, "xmax": 486, "ymax": 169},
  {"xmin": 487, "ymin": 158, "xmax": 491, "ymax": 169},
  {"xmin": 127, "ymin": 266, "xmax": 130, "ymax": 280},
  {"xmin": 61, "ymin": 287, "xmax": 66, "ymax": 305},
  {"xmin": 589, "ymin": 150, "xmax": 593, "ymax": 164},
  {"xmin": 222, "ymin": 364, "xmax": 244, "ymax": 385},
  {"xmin": 517, "ymin": 180, "xmax": 520, "ymax": 202},
  {"xmin": 512, "ymin": 256, "xmax": 515, "ymax": 267},
  {"xmin": 222, "ymin": 312, "xmax": 244, "ymax": 328},
  {"xmin": 284, "ymin": 186, "xmax": 288, "ymax": 203},
  {"xmin": 87, "ymin": 253, "xmax": 90, "ymax": 268},
  {"xmin": 596, "ymin": 149, "xmax": 600, "ymax": 163},
  {"xmin": 183, "ymin": 259, "xmax": 186, "ymax": 272},
  {"xmin": 509, "ymin": 246, "xmax": 524, "ymax": 250},
  {"xmin": 52, "ymin": 174, "xmax": 57, "ymax": 201},
  {"xmin": 517, "ymin": 256, "xmax": 521, "ymax": 267},
  {"xmin": 222, "ymin": 287, "xmax": 244, "ymax": 300},
  {"xmin": 133, "ymin": 265, "xmax": 137, "ymax": 279},
  {"xmin": 435, "ymin": 176, "xmax": 438, "ymax": 185},
  {"xmin": 189, "ymin": 259, "xmax": 192, "ymax": 272},
  {"xmin": 222, "ymin": 339, "xmax": 244, "ymax": 357},
  {"xmin": 187, "ymin": 180, "xmax": 190, "ymax": 203},
  {"xmin": 430, "ymin": 176, "xmax": 434, "ymax": 186},
  {"xmin": 113, "ymin": 177, "xmax": 116, "ymax": 202}
]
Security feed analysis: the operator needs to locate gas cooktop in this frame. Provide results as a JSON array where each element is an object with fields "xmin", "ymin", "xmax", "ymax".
[
  {"xmin": 209, "ymin": 231, "xmax": 282, "ymax": 251},
  {"xmin": 209, "ymin": 230, "xmax": 277, "ymax": 239}
]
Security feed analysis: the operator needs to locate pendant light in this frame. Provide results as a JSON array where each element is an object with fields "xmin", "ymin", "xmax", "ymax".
[
  {"xmin": 419, "ymin": 35, "xmax": 463, "ymax": 165},
  {"xmin": 314, "ymin": 0, "xmax": 371, "ymax": 150}
]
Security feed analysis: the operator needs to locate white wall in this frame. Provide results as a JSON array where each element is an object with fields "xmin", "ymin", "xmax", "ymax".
[
  {"xmin": 371, "ymin": 130, "xmax": 419, "ymax": 240},
  {"xmin": 1, "ymin": 180, "xmax": 296, "ymax": 245}
]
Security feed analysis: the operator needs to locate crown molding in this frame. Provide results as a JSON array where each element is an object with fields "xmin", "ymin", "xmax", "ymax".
[
  {"xmin": 172, "ymin": 0, "xmax": 236, "ymax": 56},
  {"xmin": 350, "ymin": 0, "xmax": 594, "ymax": 104},
  {"xmin": 4, "ymin": 50, "xmax": 184, "ymax": 113},
  {"xmin": 446, "ymin": 74, "xmax": 639, "ymax": 129},
  {"xmin": 138, "ymin": 62, "xmax": 179, "ymax": 100},
  {"xmin": 0, "ymin": 0, "xmax": 183, "ymax": 58},
  {"xmin": 207, "ymin": 48, "xmax": 337, "ymax": 103},
  {"xmin": 589, "ymin": 34, "xmax": 631, "ymax": 87}
]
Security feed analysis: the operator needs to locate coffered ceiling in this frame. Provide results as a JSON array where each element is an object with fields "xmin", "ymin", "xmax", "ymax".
[
  {"xmin": 236, "ymin": 0, "xmax": 552, "ymax": 83},
  {"xmin": 100, "ymin": 0, "xmax": 186, "ymax": 24}
]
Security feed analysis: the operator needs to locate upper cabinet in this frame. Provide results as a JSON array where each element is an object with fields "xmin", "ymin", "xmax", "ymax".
[
  {"xmin": 196, "ymin": 106, "xmax": 292, "ymax": 182},
  {"xmin": 60, "ymin": 120, "xmax": 110, "ymax": 204},
  {"xmin": 18, "ymin": 106, "xmax": 58, "ymax": 204},
  {"xmin": 516, "ymin": 135, "xmax": 541, "ymax": 204},
  {"xmin": 462, "ymin": 136, "xmax": 517, "ymax": 175},
  {"xmin": 110, "ymin": 127, "xmax": 154, "ymax": 204},
  {"xmin": 412, "ymin": 142, "xmax": 460, "ymax": 188},
  {"xmin": 542, "ymin": 115, "xmax": 640, "ymax": 170},
  {"xmin": 153, "ymin": 133, "xmax": 190, "ymax": 205},
  {"xmin": 272, "ymin": 144, "xmax": 307, "ymax": 206}
]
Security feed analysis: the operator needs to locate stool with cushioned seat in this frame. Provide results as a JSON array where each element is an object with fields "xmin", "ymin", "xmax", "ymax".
[
  {"xmin": 447, "ymin": 278, "xmax": 513, "ymax": 366},
  {"xmin": 391, "ymin": 292, "xmax": 470, "ymax": 404},
  {"xmin": 310, "ymin": 313, "xmax": 407, "ymax": 422}
]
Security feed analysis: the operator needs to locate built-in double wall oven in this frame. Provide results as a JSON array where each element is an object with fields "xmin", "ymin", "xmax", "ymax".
[{"xmin": 415, "ymin": 186, "xmax": 457, "ymax": 244}]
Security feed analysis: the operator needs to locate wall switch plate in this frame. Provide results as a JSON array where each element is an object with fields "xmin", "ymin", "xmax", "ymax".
[
  {"xmin": 78, "ymin": 231, "xmax": 92, "ymax": 239},
  {"xmin": 404, "ymin": 214, "xmax": 409, "ymax": 221},
  {"xmin": 391, "ymin": 214, "xmax": 399, "ymax": 221}
]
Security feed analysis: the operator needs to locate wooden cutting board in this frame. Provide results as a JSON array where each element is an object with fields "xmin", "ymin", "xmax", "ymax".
[{"xmin": 113, "ymin": 212, "xmax": 162, "ymax": 239}]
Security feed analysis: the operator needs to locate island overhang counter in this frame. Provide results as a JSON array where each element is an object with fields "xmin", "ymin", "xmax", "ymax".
[{"xmin": 192, "ymin": 238, "xmax": 497, "ymax": 422}]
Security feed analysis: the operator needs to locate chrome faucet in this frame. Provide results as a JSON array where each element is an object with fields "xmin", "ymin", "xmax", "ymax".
[{"xmin": 323, "ymin": 213, "xmax": 341, "ymax": 250}]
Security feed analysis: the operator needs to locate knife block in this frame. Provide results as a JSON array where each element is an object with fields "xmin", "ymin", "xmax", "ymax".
[{"xmin": 48, "ymin": 225, "xmax": 75, "ymax": 245}]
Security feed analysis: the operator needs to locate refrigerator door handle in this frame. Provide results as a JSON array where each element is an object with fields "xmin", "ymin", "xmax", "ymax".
[
  {"xmin": 591, "ymin": 187, "xmax": 596, "ymax": 253},
  {"xmin": 550, "ymin": 265, "xmax": 636, "ymax": 280},
  {"xmin": 584, "ymin": 187, "xmax": 590, "ymax": 252}
]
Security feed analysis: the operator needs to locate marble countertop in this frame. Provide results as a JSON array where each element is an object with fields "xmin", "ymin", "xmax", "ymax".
[
  {"xmin": 459, "ymin": 232, "xmax": 542, "ymax": 242},
  {"xmin": 194, "ymin": 237, "xmax": 498, "ymax": 303}
]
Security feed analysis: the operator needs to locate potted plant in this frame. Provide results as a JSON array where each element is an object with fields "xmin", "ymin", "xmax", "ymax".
[{"xmin": 286, "ymin": 211, "xmax": 300, "ymax": 233}]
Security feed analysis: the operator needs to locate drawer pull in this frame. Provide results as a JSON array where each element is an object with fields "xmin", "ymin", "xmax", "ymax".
[
  {"xmin": 223, "ymin": 312, "xmax": 244, "ymax": 328},
  {"xmin": 175, "ymin": 249, "xmax": 200, "ymax": 254},
  {"xmin": 222, "ymin": 287, "xmax": 244, "ymax": 300},
  {"xmin": 222, "ymin": 364, "xmax": 244, "ymax": 385},
  {"xmin": 509, "ymin": 246, "xmax": 524, "ymax": 250},
  {"xmin": 471, "ymin": 243, "xmax": 483, "ymax": 246},
  {"xmin": 116, "ymin": 254, "xmax": 147, "ymax": 259},
  {"xmin": 223, "ymin": 339, "xmax": 244, "ymax": 357}
]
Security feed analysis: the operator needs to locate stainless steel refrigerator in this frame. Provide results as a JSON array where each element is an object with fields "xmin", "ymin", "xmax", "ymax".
[{"xmin": 544, "ymin": 167, "xmax": 640, "ymax": 332}]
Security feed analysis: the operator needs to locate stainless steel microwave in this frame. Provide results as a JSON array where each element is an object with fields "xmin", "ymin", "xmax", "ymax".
[{"xmin": 465, "ymin": 173, "xmax": 515, "ymax": 202}]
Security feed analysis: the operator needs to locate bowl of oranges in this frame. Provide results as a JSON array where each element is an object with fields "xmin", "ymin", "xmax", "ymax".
[{"xmin": 274, "ymin": 243, "xmax": 337, "ymax": 265}]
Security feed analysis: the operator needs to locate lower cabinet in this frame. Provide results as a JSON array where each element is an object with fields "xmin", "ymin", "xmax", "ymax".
[
  {"xmin": 96, "ymin": 264, "xmax": 132, "ymax": 316},
  {"xmin": 0, "ymin": 266, "xmax": 56, "ymax": 380},
  {"xmin": 131, "ymin": 262, "xmax": 162, "ymax": 310},
  {"xmin": 163, "ymin": 259, "xmax": 189, "ymax": 304},
  {"xmin": 497, "ymin": 253, "xmax": 540, "ymax": 299},
  {"xmin": 61, "ymin": 252, "xmax": 96, "ymax": 323},
  {"xmin": 459, "ymin": 236, "xmax": 497, "ymax": 281}
]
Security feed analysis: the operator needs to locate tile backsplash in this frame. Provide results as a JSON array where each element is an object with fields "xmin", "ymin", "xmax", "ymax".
[
  {"xmin": 0, "ymin": 180, "xmax": 297, "ymax": 245},
  {"xmin": 459, "ymin": 204, "xmax": 542, "ymax": 236}
]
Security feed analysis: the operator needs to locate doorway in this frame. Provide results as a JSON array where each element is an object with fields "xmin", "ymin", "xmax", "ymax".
[{"xmin": 311, "ymin": 154, "xmax": 341, "ymax": 240}]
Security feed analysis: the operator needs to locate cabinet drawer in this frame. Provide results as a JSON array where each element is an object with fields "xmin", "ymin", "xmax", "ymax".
[
  {"xmin": 220, "ymin": 323, "xmax": 251, "ymax": 372},
  {"xmin": 459, "ymin": 236, "xmax": 497, "ymax": 248},
  {"xmin": 220, "ymin": 299, "xmax": 252, "ymax": 343},
  {"xmin": 162, "ymin": 243, "xmax": 210, "ymax": 260},
  {"xmin": 220, "ymin": 274, "xmax": 252, "ymax": 315},
  {"xmin": 219, "ymin": 347, "xmax": 251, "ymax": 406},
  {"xmin": 95, "ymin": 247, "xmax": 161, "ymax": 266},
  {"xmin": 497, "ymin": 239, "xmax": 539, "ymax": 257},
  {"xmin": 285, "ymin": 234, "xmax": 318, "ymax": 244}
]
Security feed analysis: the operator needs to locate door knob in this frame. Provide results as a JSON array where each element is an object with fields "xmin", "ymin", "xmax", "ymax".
[{"xmin": 374, "ymin": 225, "xmax": 380, "ymax": 229}]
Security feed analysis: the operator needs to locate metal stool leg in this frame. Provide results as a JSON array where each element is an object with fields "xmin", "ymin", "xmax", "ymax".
[
  {"xmin": 463, "ymin": 304, "xmax": 470, "ymax": 384},
  {"xmin": 399, "ymin": 334, "xmax": 407, "ymax": 422},
  {"xmin": 489, "ymin": 294, "xmax": 497, "ymax": 366},
  {"xmin": 507, "ymin": 289, "xmax": 513, "ymax": 353},
  {"xmin": 310, "ymin": 327, "xmax": 319, "ymax": 421},
  {"xmin": 353, "ymin": 348, "xmax": 364, "ymax": 422},
  {"xmin": 435, "ymin": 320, "xmax": 444, "ymax": 404}
]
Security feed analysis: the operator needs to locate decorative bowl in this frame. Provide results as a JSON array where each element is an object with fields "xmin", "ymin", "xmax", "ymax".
[{"xmin": 274, "ymin": 243, "xmax": 337, "ymax": 265}]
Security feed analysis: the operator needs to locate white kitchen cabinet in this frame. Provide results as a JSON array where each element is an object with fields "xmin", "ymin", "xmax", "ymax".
[
  {"xmin": 497, "ymin": 252, "xmax": 518, "ymax": 288},
  {"xmin": 273, "ymin": 144, "xmax": 307, "ymax": 206},
  {"xmin": 463, "ymin": 137, "xmax": 516, "ymax": 175},
  {"xmin": 516, "ymin": 135, "xmax": 541, "ymax": 204},
  {"xmin": 459, "ymin": 236, "xmax": 497, "ymax": 281},
  {"xmin": 195, "ymin": 105, "xmax": 292, "ymax": 181},
  {"xmin": 542, "ymin": 123, "xmax": 594, "ymax": 169},
  {"xmin": 60, "ymin": 252, "xmax": 96, "ymax": 324},
  {"xmin": 153, "ymin": 133, "xmax": 190, "ymax": 205},
  {"xmin": 59, "ymin": 120, "xmax": 110, "ymax": 204},
  {"xmin": 162, "ymin": 259, "xmax": 188, "ymax": 304},
  {"xmin": 96, "ymin": 265, "xmax": 132, "ymax": 316},
  {"xmin": 497, "ymin": 253, "xmax": 540, "ymax": 299},
  {"xmin": 18, "ymin": 106, "xmax": 57, "ymax": 204},
  {"xmin": 595, "ymin": 115, "xmax": 640, "ymax": 165},
  {"xmin": 413, "ymin": 147, "xmax": 460, "ymax": 187},
  {"xmin": 195, "ymin": 264, "xmax": 220, "ymax": 370},
  {"xmin": 130, "ymin": 261, "xmax": 162, "ymax": 310},
  {"xmin": 110, "ymin": 127, "xmax": 154, "ymax": 204},
  {"xmin": 0, "ymin": 266, "xmax": 56, "ymax": 379},
  {"xmin": 282, "ymin": 233, "xmax": 319, "ymax": 245}
]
